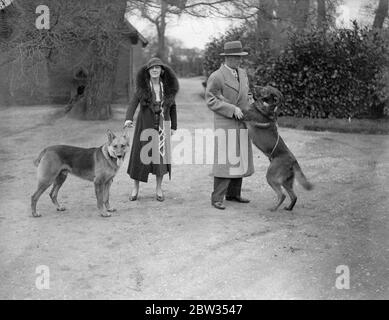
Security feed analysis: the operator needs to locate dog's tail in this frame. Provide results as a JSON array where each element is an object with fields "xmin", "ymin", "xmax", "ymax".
[
  {"xmin": 33, "ymin": 149, "xmax": 46, "ymax": 167},
  {"xmin": 293, "ymin": 161, "xmax": 313, "ymax": 190}
]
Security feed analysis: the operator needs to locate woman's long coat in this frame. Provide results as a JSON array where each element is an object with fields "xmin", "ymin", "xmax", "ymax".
[
  {"xmin": 205, "ymin": 64, "xmax": 254, "ymax": 178},
  {"xmin": 126, "ymin": 64, "xmax": 179, "ymax": 182}
]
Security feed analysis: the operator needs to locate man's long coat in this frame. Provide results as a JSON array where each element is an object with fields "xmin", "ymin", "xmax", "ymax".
[{"xmin": 205, "ymin": 64, "xmax": 254, "ymax": 178}]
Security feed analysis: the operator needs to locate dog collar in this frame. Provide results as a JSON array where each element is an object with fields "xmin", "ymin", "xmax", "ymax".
[
  {"xmin": 255, "ymin": 103, "xmax": 276, "ymax": 121},
  {"xmin": 102, "ymin": 145, "xmax": 118, "ymax": 166}
]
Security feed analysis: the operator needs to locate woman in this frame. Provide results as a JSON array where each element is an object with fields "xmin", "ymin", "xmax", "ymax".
[{"xmin": 124, "ymin": 57, "xmax": 179, "ymax": 201}]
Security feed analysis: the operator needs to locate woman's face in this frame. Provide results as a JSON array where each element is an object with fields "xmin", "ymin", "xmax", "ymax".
[{"xmin": 149, "ymin": 65, "xmax": 162, "ymax": 79}]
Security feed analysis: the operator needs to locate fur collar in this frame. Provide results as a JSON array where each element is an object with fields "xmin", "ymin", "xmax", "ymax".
[{"xmin": 135, "ymin": 63, "xmax": 179, "ymax": 105}]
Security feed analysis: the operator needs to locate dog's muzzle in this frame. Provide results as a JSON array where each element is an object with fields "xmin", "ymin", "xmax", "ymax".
[
  {"xmin": 114, "ymin": 154, "xmax": 125, "ymax": 166},
  {"xmin": 117, "ymin": 158, "xmax": 123, "ymax": 166}
]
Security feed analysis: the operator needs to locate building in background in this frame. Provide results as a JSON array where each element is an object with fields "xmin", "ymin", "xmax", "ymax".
[{"xmin": 0, "ymin": 1, "xmax": 148, "ymax": 106}]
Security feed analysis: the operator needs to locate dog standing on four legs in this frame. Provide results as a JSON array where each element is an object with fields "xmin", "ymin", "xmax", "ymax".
[{"xmin": 31, "ymin": 130, "xmax": 129, "ymax": 218}]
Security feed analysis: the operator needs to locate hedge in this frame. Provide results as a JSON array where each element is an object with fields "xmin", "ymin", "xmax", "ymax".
[{"xmin": 204, "ymin": 23, "xmax": 389, "ymax": 119}]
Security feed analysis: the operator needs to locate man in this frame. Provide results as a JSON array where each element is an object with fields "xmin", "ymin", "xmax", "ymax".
[{"xmin": 205, "ymin": 40, "xmax": 255, "ymax": 210}]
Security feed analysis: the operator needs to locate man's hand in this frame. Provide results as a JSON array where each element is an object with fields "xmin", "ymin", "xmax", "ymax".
[
  {"xmin": 171, "ymin": 129, "xmax": 176, "ymax": 136},
  {"xmin": 233, "ymin": 107, "xmax": 244, "ymax": 120}
]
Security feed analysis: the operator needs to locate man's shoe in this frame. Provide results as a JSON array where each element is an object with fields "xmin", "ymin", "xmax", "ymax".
[
  {"xmin": 212, "ymin": 201, "xmax": 226, "ymax": 210},
  {"xmin": 225, "ymin": 196, "xmax": 250, "ymax": 203}
]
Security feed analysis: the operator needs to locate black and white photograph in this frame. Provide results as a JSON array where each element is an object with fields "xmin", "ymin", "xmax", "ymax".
[{"xmin": 0, "ymin": 0, "xmax": 388, "ymax": 302}]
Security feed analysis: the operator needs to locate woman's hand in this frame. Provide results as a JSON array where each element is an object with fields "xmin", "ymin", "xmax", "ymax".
[{"xmin": 124, "ymin": 120, "xmax": 133, "ymax": 128}]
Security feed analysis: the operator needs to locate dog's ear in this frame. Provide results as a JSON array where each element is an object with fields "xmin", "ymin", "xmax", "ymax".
[
  {"xmin": 123, "ymin": 127, "xmax": 131, "ymax": 144},
  {"xmin": 107, "ymin": 130, "xmax": 116, "ymax": 143},
  {"xmin": 123, "ymin": 134, "xmax": 130, "ymax": 146},
  {"xmin": 265, "ymin": 86, "xmax": 284, "ymax": 106}
]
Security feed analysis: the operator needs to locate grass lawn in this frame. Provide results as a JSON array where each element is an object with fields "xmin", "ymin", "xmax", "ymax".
[{"xmin": 278, "ymin": 116, "xmax": 389, "ymax": 135}]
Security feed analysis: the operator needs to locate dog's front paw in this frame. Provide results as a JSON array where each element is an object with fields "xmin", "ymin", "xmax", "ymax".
[
  {"xmin": 106, "ymin": 207, "xmax": 117, "ymax": 213},
  {"xmin": 32, "ymin": 212, "xmax": 42, "ymax": 218},
  {"xmin": 56, "ymin": 206, "xmax": 66, "ymax": 212}
]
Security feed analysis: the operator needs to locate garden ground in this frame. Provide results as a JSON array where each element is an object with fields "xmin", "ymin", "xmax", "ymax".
[{"xmin": 0, "ymin": 77, "xmax": 388, "ymax": 299}]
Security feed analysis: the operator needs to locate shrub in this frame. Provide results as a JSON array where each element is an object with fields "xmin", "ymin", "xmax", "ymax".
[{"xmin": 204, "ymin": 22, "xmax": 389, "ymax": 119}]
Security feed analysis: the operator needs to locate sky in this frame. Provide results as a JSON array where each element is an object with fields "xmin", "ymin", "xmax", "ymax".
[
  {"xmin": 128, "ymin": 0, "xmax": 372, "ymax": 50},
  {"xmin": 336, "ymin": 0, "xmax": 371, "ymax": 27},
  {"xmin": 127, "ymin": 14, "xmax": 242, "ymax": 50}
]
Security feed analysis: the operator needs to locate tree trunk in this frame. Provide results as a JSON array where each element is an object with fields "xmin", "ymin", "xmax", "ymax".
[
  {"xmin": 317, "ymin": 0, "xmax": 327, "ymax": 29},
  {"xmin": 157, "ymin": 26, "xmax": 166, "ymax": 61},
  {"xmin": 67, "ymin": 53, "xmax": 119, "ymax": 120},
  {"xmin": 68, "ymin": 0, "xmax": 126, "ymax": 120},
  {"xmin": 294, "ymin": 0, "xmax": 310, "ymax": 31},
  {"xmin": 373, "ymin": 0, "xmax": 388, "ymax": 29},
  {"xmin": 83, "ymin": 58, "xmax": 116, "ymax": 120},
  {"xmin": 157, "ymin": 0, "xmax": 168, "ymax": 61},
  {"xmin": 256, "ymin": 0, "xmax": 275, "ymax": 39}
]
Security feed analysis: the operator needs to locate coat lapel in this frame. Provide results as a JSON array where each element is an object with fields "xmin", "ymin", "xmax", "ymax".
[
  {"xmin": 221, "ymin": 65, "xmax": 239, "ymax": 92},
  {"xmin": 236, "ymin": 68, "xmax": 245, "ymax": 104}
]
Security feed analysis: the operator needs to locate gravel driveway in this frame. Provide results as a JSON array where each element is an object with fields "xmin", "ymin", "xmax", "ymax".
[{"xmin": 0, "ymin": 78, "xmax": 388, "ymax": 299}]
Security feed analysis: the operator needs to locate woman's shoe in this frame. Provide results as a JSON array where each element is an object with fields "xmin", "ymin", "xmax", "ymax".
[
  {"xmin": 130, "ymin": 192, "xmax": 138, "ymax": 201},
  {"xmin": 156, "ymin": 194, "xmax": 165, "ymax": 202}
]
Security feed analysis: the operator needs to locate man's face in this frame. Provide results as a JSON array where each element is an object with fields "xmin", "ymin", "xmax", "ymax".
[{"xmin": 225, "ymin": 56, "xmax": 242, "ymax": 69}]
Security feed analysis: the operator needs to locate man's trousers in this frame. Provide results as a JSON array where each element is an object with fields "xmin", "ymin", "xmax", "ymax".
[{"xmin": 211, "ymin": 177, "xmax": 242, "ymax": 203}]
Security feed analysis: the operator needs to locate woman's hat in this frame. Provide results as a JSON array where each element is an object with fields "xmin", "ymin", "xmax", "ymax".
[
  {"xmin": 146, "ymin": 57, "xmax": 166, "ymax": 70},
  {"xmin": 219, "ymin": 41, "xmax": 248, "ymax": 56}
]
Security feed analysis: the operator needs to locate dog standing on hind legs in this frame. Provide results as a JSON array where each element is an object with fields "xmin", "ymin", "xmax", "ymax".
[
  {"xmin": 31, "ymin": 130, "xmax": 129, "ymax": 218},
  {"xmin": 243, "ymin": 86, "xmax": 313, "ymax": 211}
]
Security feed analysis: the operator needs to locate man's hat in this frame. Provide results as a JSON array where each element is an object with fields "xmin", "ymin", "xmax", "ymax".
[
  {"xmin": 220, "ymin": 41, "xmax": 248, "ymax": 56},
  {"xmin": 146, "ymin": 57, "xmax": 166, "ymax": 70}
]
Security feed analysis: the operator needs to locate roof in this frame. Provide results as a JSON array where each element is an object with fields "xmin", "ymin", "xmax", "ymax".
[
  {"xmin": 124, "ymin": 19, "xmax": 148, "ymax": 47},
  {"xmin": 0, "ymin": 0, "xmax": 13, "ymax": 10}
]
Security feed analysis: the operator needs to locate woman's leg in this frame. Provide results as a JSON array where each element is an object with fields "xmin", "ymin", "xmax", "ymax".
[
  {"xmin": 130, "ymin": 179, "xmax": 139, "ymax": 200},
  {"xmin": 156, "ymin": 175, "xmax": 164, "ymax": 200}
]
